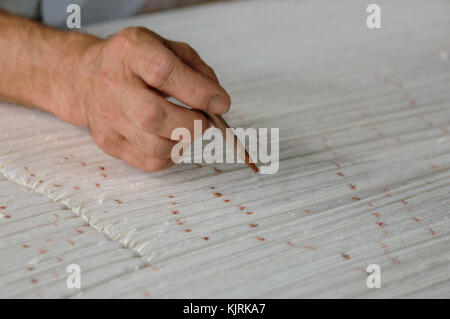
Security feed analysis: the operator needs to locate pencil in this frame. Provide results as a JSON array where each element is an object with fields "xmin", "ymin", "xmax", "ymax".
[{"xmin": 202, "ymin": 112, "xmax": 259, "ymax": 174}]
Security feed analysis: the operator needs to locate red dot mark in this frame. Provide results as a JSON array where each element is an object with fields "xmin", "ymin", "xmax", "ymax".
[
  {"xmin": 214, "ymin": 167, "xmax": 222, "ymax": 173},
  {"xmin": 99, "ymin": 166, "xmax": 105, "ymax": 171},
  {"xmin": 24, "ymin": 167, "xmax": 29, "ymax": 171},
  {"xmin": 287, "ymin": 241, "xmax": 295, "ymax": 247},
  {"xmin": 168, "ymin": 195, "xmax": 175, "ymax": 199},
  {"xmin": 30, "ymin": 173, "xmax": 35, "ymax": 177},
  {"xmin": 239, "ymin": 206, "xmax": 245, "ymax": 211},
  {"xmin": 170, "ymin": 202, "xmax": 177, "ymax": 205},
  {"xmin": 249, "ymin": 223, "xmax": 258, "ymax": 228},
  {"xmin": 246, "ymin": 211, "xmax": 253, "ymax": 215},
  {"xmin": 214, "ymin": 192, "xmax": 223, "ymax": 197},
  {"xmin": 337, "ymin": 172, "xmax": 344, "ymax": 177},
  {"xmin": 340, "ymin": 252, "xmax": 351, "ymax": 260},
  {"xmin": 30, "ymin": 278, "xmax": 38, "ymax": 284},
  {"xmin": 101, "ymin": 174, "xmax": 108, "ymax": 178},
  {"xmin": 22, "ymin": 244, "xmax": 30, "ymax": 249},
  {"xmin": 203, "ymin": 237, "xmax": 209, "ymax": 241},
  {"xmin": 76, "ymin": 229, "xmax": 84, "ymax": 234},
  {"xmin": 67, "ymin": 239, "xmax": 75, "ymax": 246},
  {"xmin": 209, "ymin": 186, "xmax": 216, "ymax": 190},
  {"xmin": 172, "ymin": 210, "xmax": 179, "ymax": 215},
  {"xmin": 224, "ymin": 199, "xmax": 230, "ymax": 203},
  {"xmin": 372, "ymin": 213, "xmax": 381, "ymax": 218},
  {"xmin": 352, "ymin": 197, "xmax": 360, "ymax": 201},
  {"xmin": 176, "ymin": 219, "xmax": 184, "ymax": 225},
  {"xmin": 376, "ymin": 222, "xmax": 386, "ymax": 228},
  {"xmin": 0, "ymin": 206, "xmax": 6, "ymax": 210},
  {"xmin": 348, "ymin": 184, "xmax": 357, "ymax": 190},
  {"xmin": 73, "ymin": 185, "xmax": 80, "ymax": 190},
  {"xmin": 114, "ymin": 199, "xmax": 123, "ymax": 204},
  {"xmin": 184, "ymin": 229, "xmax": 192, "ymax": 233},
  {"xmin": 95, "ymin": 183, "xmax": 100, "ymax": 188},
  {"xmin": 80, "ymin": 161, "xmax": 87, "ymax": 167},
  {"xmin": 38, "ymin": 180, "xmax": 43, "ymax": 184},
  {"xmin": 256, "ymin": 236, "xmax": 265, "ymax": 241},
  {"xmin": 27, "ymin": 267, "xmax": 34, "ymax": 271},
  {"xmin": 401, "ymin": 200, "xmax": 408, "ymax": 205},
  {"xmin": 3, "ymin": 213, "xmax": 11, "ymax": 219},
  {"xmin": 39, "ymin": 249, "xmax": 47, "ymax": 254},
  {"xmin": 428, "ymin": 228, "xmax": 436, "ymax": 236},
  {"xmin": 412, "ymin": 217, "xmax": 420, "ymax": 222},
  {"xmin": 53, "ymin": 184, "xmax": 62, "ymax": 188}
]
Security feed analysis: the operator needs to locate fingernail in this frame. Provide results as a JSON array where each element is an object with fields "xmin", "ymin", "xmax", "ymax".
[{"xmin": 208, "ymin": 96, "xmax": 229, "ymax": 114}]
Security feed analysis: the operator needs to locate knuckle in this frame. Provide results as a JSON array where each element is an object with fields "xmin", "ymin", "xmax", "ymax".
[
  {"xmin": 137, "ymin": 105, "xmax": 164, "ymax": 132},
  {"xmin": 111, "ymin": 27, "xmax": 148, "ymax": 54},
  {"xmin": 147, "ymin": 55, "xmax": 175, "ymax": 88}
]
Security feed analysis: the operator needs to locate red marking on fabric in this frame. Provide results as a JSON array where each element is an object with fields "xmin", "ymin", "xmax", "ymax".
[
  {"xmin": 172, "ymin": 210, "xmax": 179, "ymax": 215},
  {"xmin": 184, "ymin": 229, "xmax": 192, "ymax": 233},
  {"xmin": 256, "ymin": 236, "xmax": 266, "ymax": 241},
  {"xmin": 99, "ymin": 166, "xmax": 105, "ymax": 171},
  {"xmin": 372, "ymin": 213, "xmax": 381, "ymax": 218},
  {"xmin": 203, "ymin": 237, "xmax": 209, "ymax": 241},
  {"xmin": 376, "ymin": 222, "xmax": 386, "ymax": 228},
  {"xmin": 80, "ymin": 161, "xmax": 87, "ymax": 167},
  {"xmin": 352, "ymin": 197, "xmax": 360, "ymax": 201},
  {"xmin": 348, "ymin": 184, "xmax": 357, "ymax": 190},
  {"xmin": 27, "ymin": 267, "xmax": 34, "ymax": 271},
  {"xmin": 214, "ymin": 167, "xmax": 222, "ymax": 173},
  {"xmin": 340, "ymin": 252, "xmax": 351, "ymax": 260},
  {"xmin": 22, "ymin": 244, "xmax": 30, "ymax": 249},
  {"xmin": 239, "ymin": 206, "xmax": 245, "ymax": 211},
  {"xmin": 246, "ymin": 211, "xmax": 253, "ymax": 215},
  {"xmin": 67, "ymin": 239, "xmax": 75, "ymax": 246},
  {"xmin": 30, "ymin": 173, "xmax": 35, "ymax": 177},
  {"xmin": 249, "ymin": 223, "xmax": 258, "ymax": 228},
  {"xmin": 428, "ymin": 228, "xmax": 436, "ymax": 236},
  {"xmin": 303, "ymin": 245, "xmax": 315, "ymax": 251},
  {"xmin": 73, "ymin": 185, "xmax": 80, "ymax": 190},
  {"xmin": 214, "ymin": 192, "xmax": 223, "ymax": 197},
  {"xmin": 114, "ymin": 199, "xmax": 123, "ymax": 204},
  {"xmin": 168, "ymin": 195, "xmax": 175, "ymax": 199},
  {"xmin": 53, "ymin": 184, "xmax": 62, "ymax": 188},
  {"xmin": 224, "ymin": 199, "xmax": 230, "ymax": 203},
  {"xmin": 30, "ymin": 278, "xmax": 38, "ymax": 284},
  {"xmin": 76, "ymin": 229, "xmax": 84, "ymax": 234},
  {"xmin": 337, "ymin": 172, "xmax": 344, "ymax": 177},
  {"xmin": 401, "ymin": 200, "xmax": 408, "ymax": 205},
  {"xmin": 412, "ymin": 217, "xmax": 420, "ymax": 222},
  {"xmin": 95, "ymin": 183, "xmax": 100, "ymax": 188},
  {"xmin": 39, "ymin": 249, "xmax": 47, "ymax": 254}
]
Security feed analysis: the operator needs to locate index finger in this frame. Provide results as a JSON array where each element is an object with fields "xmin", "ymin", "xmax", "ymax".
[{"xmin": 128, "ymin": 36, "xmax": 231, "ymax": 114}]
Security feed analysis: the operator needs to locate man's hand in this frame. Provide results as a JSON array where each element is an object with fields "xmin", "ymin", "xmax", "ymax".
[
  {"xmin": 69, "ymin": 27, "xmax": 230, "ymax": 171},
  {"xmin": 0, "ymin": 11, "xmax": 231, "ymax": 172}
]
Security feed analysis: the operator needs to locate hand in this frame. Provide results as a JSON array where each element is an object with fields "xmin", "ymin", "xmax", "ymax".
[{"xmin": 65, "ymin": 27, "xmax": 231, "ymax": 171}]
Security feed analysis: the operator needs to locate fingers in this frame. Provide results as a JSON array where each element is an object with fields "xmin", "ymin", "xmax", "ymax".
[
  {"xmin": 164, "ymin": 40, "xmax": 219, "ymax": 83},
  {"xmin": 122, "ymin": 87, "xmax": 211, "ymax": 140},
  {"xmin": 127, "ymin": 32, "xmax": 231, "ymax": 114},
  {"xmin": 92, "ymin": 130, "xmax": 174, "ymax": 172}
]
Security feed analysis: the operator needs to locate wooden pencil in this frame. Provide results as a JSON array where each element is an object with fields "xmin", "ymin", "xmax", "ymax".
[{"xmin": 202, "ymin": 112, "xmax": 259, "ymax": 173}]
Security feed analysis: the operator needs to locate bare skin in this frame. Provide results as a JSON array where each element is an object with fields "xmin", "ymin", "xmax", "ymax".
[{"xmin": 0, "ymin": 9, "xmax": 231, "ymax": 171}]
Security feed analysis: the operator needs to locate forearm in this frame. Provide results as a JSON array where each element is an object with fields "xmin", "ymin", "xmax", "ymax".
[{"xmin": 0, "ymin": 9, "xmax": 101, "ymax": 125}]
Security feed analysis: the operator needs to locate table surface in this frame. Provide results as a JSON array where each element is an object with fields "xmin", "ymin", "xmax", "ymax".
[{"xmin": 0, "ymin": 0, "xmax": 449, "ymax": 298}]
